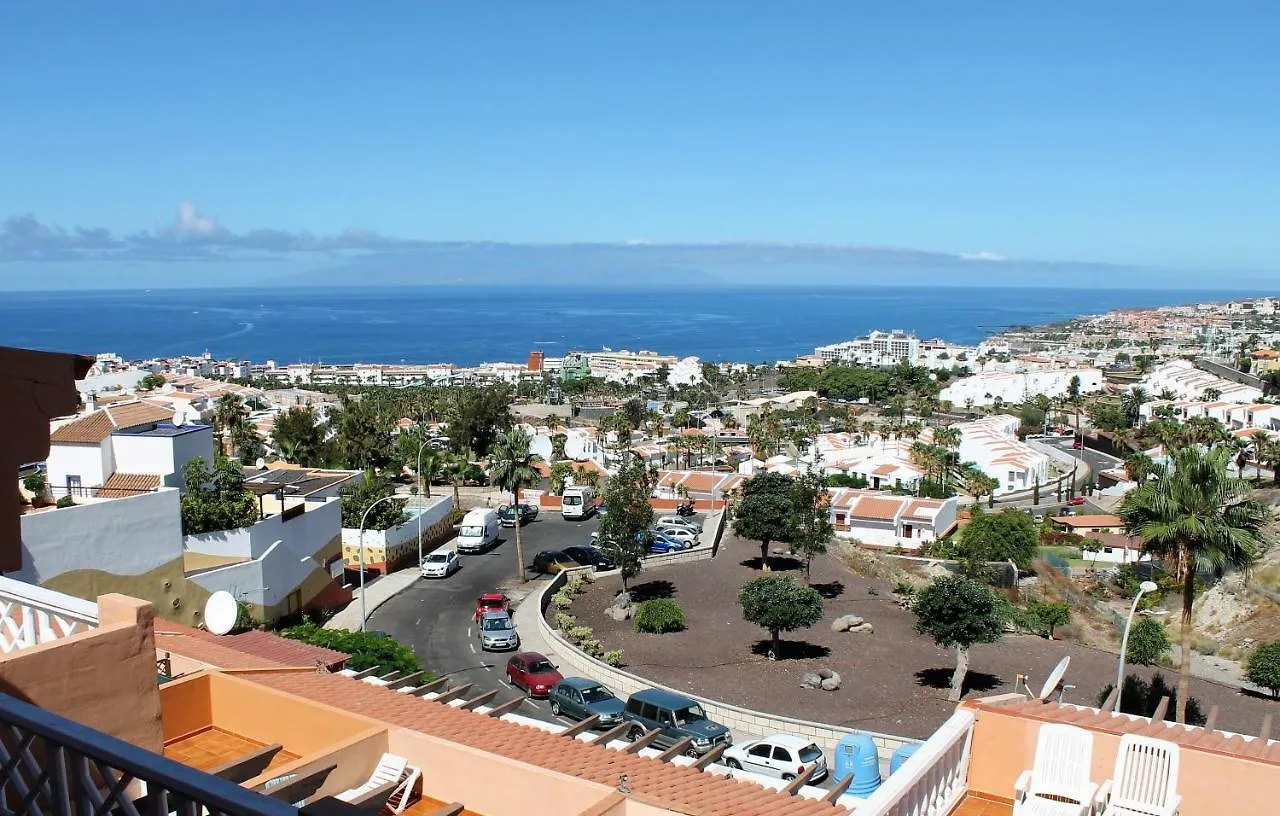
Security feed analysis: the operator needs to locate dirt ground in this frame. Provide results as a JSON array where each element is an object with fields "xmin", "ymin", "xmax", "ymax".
[{"xmin": 556, "ymin": 533, "xmax": 1280, "ymax": 740}]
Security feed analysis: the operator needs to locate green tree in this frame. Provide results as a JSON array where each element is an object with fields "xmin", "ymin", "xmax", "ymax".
[
  {"xmin": 1123, "ymin": 452, "xmax": 1156, "ymax": 483},
  {"xmin": 1245, "ymin": 641, "xmax": 1280, "ymax": 698},
  {"xmin": 489, "ymin": 428, "xmax": 542, "ymax": 583},
  {"xmin": 1121, "ymin": 387, "xmax": 1149, "ymax": 428},
  {"xmin": 738, "ymin": 575, "xmax": 824, "ymax": 659},
  {"xmin": 1119, "ymin": 445, "xmax": 1270, "ymax": 723},
  {"xmin": 443, "ymin": 450, "xmax": 474, "ymax": 510},
  {"xmin": 271, "ymin": 407, "xmax": 330, "ymax": 467},
  {"xmin": 913, "ymin": 575, "xmax": 1006, "ymax": 701},
  {"xmin": 213, "ymin": 393, "xmax": 247, "ymax": 456},
  {"xmin": 732, "ymin": 471, "xmax": 795, "ymax": 570},
  {"xmin": 445, "ymin": 385, "xmax": 513, "ymax": 456},
  {"xmin": 22, "ymin": 472, "xmax": 46, "ymax": 505},
  {"xmin": 340, "ymin": 474, "xmax": 408, "ymax": 530},
  {"xmin": 1067, "ymin": 375, "xmax": 1081, "ymax": 402},
  {"xmin": 330, "ymin": 397, "xmax": 394, "ymax": 471},
  {"xmin": 1126, "ymin": 617, "xmax": 1172, "ymax": 666},
  {"xmin": 415, "ymin": 450, "xmax": 446, "ymax": 499},
  {"xmin": 139, "ymin": 372, "xmax": 166, "ymax": 391},
  {"xmin": 180, "ymin": 457, "xmax": 259, "ymax": 535},
  {"xmin": 1031, "ymin": 602, "xmax": 1070, "ymax": 639},
  {"xmin": 280, "ymin": 622, "xmax": 423, "ymax": 676},
  {"xmin": 550, "ymin": 433, "xmax": 568, "ymax": 462},
  {"xmin": 789, "ymin": 469, "xmax": 834, "ymax": 581},
  {"xmin": 960, "ymin": 508, "xmax": 1039, "ymax": 570},
  {"xmin": 596, "ymin": 453, "xmax": 654, "ymax": 592},
  {"xmin": 549, "ymin": 461, "xmax": 575, "ymax": 495}
]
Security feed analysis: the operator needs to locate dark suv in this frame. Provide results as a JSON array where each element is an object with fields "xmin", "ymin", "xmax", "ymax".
[
  {"xmin": 563, "ymin": 545, "xmax": 616, "ymax": 571},
  {"xmin": 622, "ymin": 688, "xmax": 732, "ymax": 756}
]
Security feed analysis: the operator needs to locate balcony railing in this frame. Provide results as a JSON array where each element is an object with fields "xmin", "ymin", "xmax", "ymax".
[
  {"xmin": 0, "ymin": 691, "xmax": 300, "ymax": 816},
  {"xmin": 0, "ymin": 575, "xmax": 98, "ymax": 654},
  {"xmin": 854, "ymin": 709, "xmax": 974, "ymax": 816}
]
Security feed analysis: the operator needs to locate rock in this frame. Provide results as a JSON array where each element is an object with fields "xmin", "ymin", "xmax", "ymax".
[
  {"xmin": 604, "ymin": 606, "xmax": 628, "ymax": 622},
  {"xmin": 612, "ymin": 591, "xmax": 633, "ymax": 608},
  {"xmin": 821, "ymin": 672, "xmax": 842, "ymax": 691},
  {"xmin": 800, "ymin": 672, "xmax": 822, "ymax": 689},
  {"xmin": 849, "ymin": 622, "xmax": 875, "ymax": 634},
  {"xmin": 831, "ymin": 617, "xmax": 851, "ymax": 632},
  {"xmin": 817, "ymin": 668, "xmax": 834, "ymax": 680},
  {"xmin": 844, "ymin": 615, "xmax": 864, "ymax": 627}
]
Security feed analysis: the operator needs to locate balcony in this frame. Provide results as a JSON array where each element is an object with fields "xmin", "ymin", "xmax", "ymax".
[{"xmin": 0, "ymin": 574, "xmax": 97, "ymax": 653}]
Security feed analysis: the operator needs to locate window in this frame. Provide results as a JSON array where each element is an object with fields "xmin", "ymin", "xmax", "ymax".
[
  {"xmin": 581, "ymin": 685, "xmax": 614, "ymax": 704},
  {"xmin": 639, "ymin": 703, "xmax": 659, "ymax": 721},
  {"xmin": 674, "ymin": 704, "xmax": 706, "ymax": 724},
  {"xmin": 749, "ymin": 744, "xmax": 772, "ymax": 759},
  {"xmin": 459, "ymin": 525, "xmax": 485, "ymax": 537},
  {"xmin": 772, "ymin": 746, "xmax": 793, "ymax": 762},
  {"xmin": 562, "ymin": 495, "xmax": 582, "ymax": 506},
  {"xmin": 799, "ymin": 745, "xmax": 823, "ymax": 763}
]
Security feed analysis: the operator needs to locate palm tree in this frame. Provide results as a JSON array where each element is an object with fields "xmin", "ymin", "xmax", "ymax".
[
  {"xmin": 417, "ymin": 450, "xmax": 446, "ymax": 498},
  {"xmin": 544, "ymin": 413, "xmax": 564, "ymax": 434},
  {"xmin": 444, "ymin": 450, "xmax": 473, "ymax": 511},
  {"xmin": 1118, "ymin": 445, "xmax": 1269, "ymax": 723},
  {"xmin": 1122, "ymin": 451, "xmax": 1156, "ymax": 483},
  {"xmin": 1248, "ymin": 431, "xmax": 1270, "ymax": 484},
  {"xmin": 1121, "ymin": 386, "xmax": 1149, "ymax": 427},
  {"xmin": 958, "ymin": 462, "xmax": 998, "ymax": 506},
  {"xmin": 213, "ymin": 393, "xmax": 247, "ymax": 456},
  {"xmin": 489, "ymin": 429, "xmax": 543, "ymax": 583},
  {"xmin": 933, "ymin": 425, "xmax": 963, "ymax": 489}
]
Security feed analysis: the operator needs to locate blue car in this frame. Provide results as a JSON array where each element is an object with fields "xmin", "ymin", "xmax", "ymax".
[
  {"xmin": 596, "ymin": 502, "xmax": 609, "ymax": 517},
  {"xmin": 646, "ymin": 531, "xmax": 683, "ymax": 554}
]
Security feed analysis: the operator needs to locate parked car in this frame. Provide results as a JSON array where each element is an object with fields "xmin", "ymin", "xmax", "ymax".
[
  {"xmin": 653, "ymin": 526, "xmax": 698, "ymax": 547},
  {"xmin": 560, "ymin": 486, "xmax": 597, "ymax": 520},
  {"xmin": 1057, "ymin": 507, "xmax": 1074, "ymax": 516},
  {"xmin": 722, "ymin": 735, "xmax": 827, "ymax": 782},
  {"xmin": 477, "ymin": 611, "xmax": 519, "ymax": 651},
  {"xmin": 1071, "ymin": 441, "xmax": 1083, "ymax": 450},
  {"xmin": 562, "ymin": 545, "xmax": 616, "ymax": 571},
  {"xmin": 649, "ymin": 530, "xmax": 688, "ymax": 552},
  {"xmin": 655, "ymin": 515, "xmax": 701, "ymax": 533},
  {"xmin": 420, "ymin": 549, "xmax": 460, "ymax": 578},
  {"xmin": 548, "ymin": 677, "xmax": 625, "ymax": 727},
  {"xmin": 645, "ymin": 533, "xmax": 684, "ymax": 554},
  {"xmin": 456, "ymin": 508, "xmax": 500, "ymax": 553},
  {"xmin": 622, "ymin": 688, "xmax": 732, "ymax": 756},
  {"xmin": 596, "ymin": 502, "xmax": 609, "ymax": 517},
  {"xmin": 497, "ymin": 503, "xmax": 540, "ymax": 527},
  {"xmin": 1068, "ymin": 496, "xmax": 1086, "ymax": 506},
  {"xmin": 474, "ymin": 592, "xmax": 511, "ymax": 622},
  {"xmin": 532, "ymin": 550, "xmax": 578, "ymax": 574},
  {"xmin": 505, "ymin": 652, "xmax": 563, "ymax": 697}
]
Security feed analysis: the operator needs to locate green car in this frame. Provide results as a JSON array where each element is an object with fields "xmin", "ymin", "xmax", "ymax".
[{"xmin": 548, "ymin": 678, "xmax": 626, "ymax": 728}]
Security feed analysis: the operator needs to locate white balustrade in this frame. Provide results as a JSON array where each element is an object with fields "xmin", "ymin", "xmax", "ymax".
[
  {"xmin": 852, "ymin": 709, "xmax": 975, "ymax": 816},
  {"xmin": 0, "ymin": 575, "xmax": 98, "ymax": 653}
]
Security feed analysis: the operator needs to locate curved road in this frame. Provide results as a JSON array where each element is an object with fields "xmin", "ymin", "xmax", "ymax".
[{"xmin": 368, "ymin": 513, "xmax": 601, "ymax": 725}]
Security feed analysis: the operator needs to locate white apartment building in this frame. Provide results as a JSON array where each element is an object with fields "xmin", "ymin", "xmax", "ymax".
[
  {"xmin": 939, "ymin": 367, "xmax": 1104, "ymax": 408},
  {"xmin": 1140, "ymin": 359, "xmax": 1263, "ymax": 403},
  {"xmin": 273, "ymin": 362, "xmax": 456, "ymax": 387},
  {"xmin": 815, "ymin": 330, "xmax": 920, "ymax": 367},
  {"xmin": 956, "ymin": 415, "xmax": 1050, "ymax": 495},
  {"xmin": 584, "ymin": 349, "xmax": 679, "ymax": 380},
  {"xmin": 827, "ymin": 488, "xmax": 958, "ymax": 550}
]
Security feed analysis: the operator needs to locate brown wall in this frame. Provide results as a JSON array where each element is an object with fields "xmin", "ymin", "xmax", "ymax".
[
  {"xmin": 42, "ymin": 556, "xmax": 212, "ymax": 628},
  {"xmin": 206, "ymin": 672, "xmax": 379, "ymax": 757},
  {"xmin": 966, "ymin": 703, "xmax": 1280, "ymax": 816},
  {"xmin": 0, "ymin": 594, "xmax": 164, "ymax": 752},
  {"xmin": 159, "ymin": 673, "xmax": 213, "ymax": 742}
]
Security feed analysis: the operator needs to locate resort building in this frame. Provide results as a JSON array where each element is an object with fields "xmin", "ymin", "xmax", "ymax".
[
  {"xmin": 826, "ymin": 488, "xmax": 958, "ymax": 550},
  {"xmin": 955, "ymin": 415, "xmax": 1051, "ymax": 496},
  {"xmin": 1140, "ymin": 359, "xmax": 1263, "ymax": 403},
  {"xmin": 938, "ymin": 367, "xmax": 1104, "ymax": 409},
  {"xmin": 815, "ymin": 329, "xmax": 920, "ymax": 367}
]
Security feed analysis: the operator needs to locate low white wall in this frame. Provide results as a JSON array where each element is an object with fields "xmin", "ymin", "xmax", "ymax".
[
  {"xmin": 341, "ymin": 494, "xmax": 454, "ymax": 549},
  {"xmin": 537, "ymin": 567, "xmax": 920, "ymax": 765}
]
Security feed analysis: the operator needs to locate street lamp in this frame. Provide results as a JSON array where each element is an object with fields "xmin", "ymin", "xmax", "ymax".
[
  {"xmin": 1115, "ymin": 580, "xmax": 1160, "ymax": 712},
  {"xmin": 416, "ymin": 437, "xmax": 432, "ymax": 572},
  {"xmin": 358, "ymin": 494, "xmax": 403, "ymax": 632}
]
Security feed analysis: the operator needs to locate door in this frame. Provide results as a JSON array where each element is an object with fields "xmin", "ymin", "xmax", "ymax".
[
  {"xmin": 564, "ymin": 688, "xmax": 584, "ymax": 719},
  {"xmin": 746, "ymin": 743, "xmax": 774, "ymax": 775},
  {"xmin": 507, "ymin": 657, "xmax": 525, "ymax": 688},
  {"xmin": 772, "ymin": 745, "xmax": 796, "ymax": 776}
]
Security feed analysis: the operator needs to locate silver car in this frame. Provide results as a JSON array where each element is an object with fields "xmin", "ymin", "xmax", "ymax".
[{"xmin": 478, "ymin": 611, "xmax": 520, "ymax": 651}]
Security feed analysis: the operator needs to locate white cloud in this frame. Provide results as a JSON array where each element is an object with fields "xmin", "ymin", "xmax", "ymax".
[
  {"xmin": 960, "ymin": 251, "xmax": 1006, "ymax": 262},
  {"xmin": 176, "ymin": 202, "xmax": 219, "ymax": 236}
]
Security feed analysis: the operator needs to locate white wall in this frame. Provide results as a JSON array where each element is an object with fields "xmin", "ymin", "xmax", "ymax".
[
  {"xmin": 340, "ymin": 495, "xmax": 454, "ymax": 549},
  {"xmin": 47, "ymin": 442, "xmax": 111, "ymax": 491},
  {"xmin": 186, "ymin": 496, "xmax": 342, "ymax": 561},
  {"xmin": 14, "ymin": 488, "xmax": 184, "ymax": 584}
]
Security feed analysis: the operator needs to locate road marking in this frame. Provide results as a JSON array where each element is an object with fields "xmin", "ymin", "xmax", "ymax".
[
  {"xmin": 527, "ymin": 701, "xmax": 543, "ymax": 711},
  {"xmin": 467, "ymin": 627, "xmax": 472, "ymax": 638},
  {"xmin": 469, "ymin": 643, "xmax": 476, "ymax": 653},
  {"xmin": 415, "ymin": 618, "xmax": 421, "ymax": 626}
]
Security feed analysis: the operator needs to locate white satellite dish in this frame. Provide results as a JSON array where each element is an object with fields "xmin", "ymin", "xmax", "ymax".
[
  {"xmin": 172, "ymin": 411, "xmax": 186, "ymax": 427},
  {"xmin": 255, "ymin": 457, "xmax": 267, "ymax": 470},
  {"xmin": 204, "ymin": 590, "xmax": 238, "ymax": 636},
  {"xmin": 1038, "ymin": 656, "xmax": 1072, "ymax": 700}
]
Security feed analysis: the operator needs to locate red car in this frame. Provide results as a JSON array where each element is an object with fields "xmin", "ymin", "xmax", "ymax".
[
  {"xmin": 1071, "ymin": 441, "xmax": 1083, "ymax": 449},
  {"xmin": 505, "ymin": 652, "xmax": 563, "ymax": 697},
  {"xmin": 475, "ymin": 592, "xmax": 510, "ymax": 622},
  {"xmin": 1069, "ymin": 497, "xmax": 1086, "ymax": 506}
]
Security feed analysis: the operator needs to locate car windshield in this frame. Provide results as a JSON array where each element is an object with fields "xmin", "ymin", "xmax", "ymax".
[
  {"xmin": 459, "ymin": 525, "xmax": 484, "ymax": 537},
  {"xmin": 799, "ymin": 745, "xmax": 822, "ymax": 762},
  {"xmin": 481, "ymin": 617, "xmax": 511, "ymax": 631},
  {"xmin": 427, "ymin": 553, "xmax": 448, "ymax": 563},
  {"xmin": 563, "ymin": 495, "xmax": 582, "ymax": 505},
  {"xmin": 581, "ymin": 685, "xmax": 615, "ymax": 703},
  {"xmin": 674, "ymin": 705, "xmax": 706, "ymax": 724},
  {"xmin": 527, "ymin": 659, "xmax": 556, "ymax": 673},
  {"xmin": 480, "ymin": 598, "xmax": 504, "ymax": 608}
]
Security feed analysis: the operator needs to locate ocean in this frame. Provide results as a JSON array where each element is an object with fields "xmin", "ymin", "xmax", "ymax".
[{"xmin": 0, "ymin": 285, "xmax": 1259, "ymax": 367}]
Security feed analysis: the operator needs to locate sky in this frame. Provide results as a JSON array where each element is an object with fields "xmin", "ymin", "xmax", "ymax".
[{"xmin": 2, "ymin": 2, "xmax": 1279, "ymax": 288}]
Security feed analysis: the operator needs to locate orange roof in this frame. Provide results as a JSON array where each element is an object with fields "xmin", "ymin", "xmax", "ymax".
[
  {"xmin": 246, "ymin": 671, "xmax": 846, "ymax": 816},
  {"xmin": 680, "ymin": 427, "xmax": 704, "ymax": 436},
  {"xmin": 155, "ymin": 630, "xmax": 286, "ymax": 671},
  {"xmin": 98, "ymin": 472, "xmax": 161, "ymax": 498},
  {"xmin": 871, "ymin": 464, "xmax": 898, "ymax": 476},
  {"xmin": 155, "ymin": 620, "xmax": 348, "ymax": 670},
  {"xmin": 904, "ymin": 499, "xmax": 942, "ymax": 519},
  {"xmin": 50, "ymin": 402, "xmax": 175, "ymax": 444},
  {"xmin": 848, "ymin": 496, "xmax": 904, "ymax": 521}
]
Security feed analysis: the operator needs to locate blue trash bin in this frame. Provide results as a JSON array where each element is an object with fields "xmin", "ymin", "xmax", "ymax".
[
  {"xmin": 833, "ymin": 733, "xmax": 881, "ymax": 797},
  {"xmin": 890, "ymin": 743, "xmax": 920, "ymax": 775}
]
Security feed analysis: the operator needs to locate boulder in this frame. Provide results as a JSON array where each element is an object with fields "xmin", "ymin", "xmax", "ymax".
[
  {"xmin": 821, "ymin": 671, "xmax": 842, "ymax": 691},
  {"xmin": 849, "ymin": 622, "xmax": 875, "ymax": 634},
  {"xmin": 843, "ymin": 615, "xmax": 864, "ymax": 627},
  {"xmin": 817, "ymin": 668, "xmax": 835, "ymax": 680},
  {"xmin": 831, "ymin": 617, "xmax": 851, "ymax": 633},
  {"xmin": 612, "ymin": 591, "xmax": 633, "ymax": 608},
  {"xmin": 800, "ymin": 672, "xmax": 823, "ymax": 689},
  {"xmin": 604, "ymin": 606, "xmax": 628, "ymax": 622}
]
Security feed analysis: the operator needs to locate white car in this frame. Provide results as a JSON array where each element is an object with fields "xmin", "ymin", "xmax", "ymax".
[
  {"xmin": 655, "ymin": 515, "xmax": 702, "ymax": 533},
  {"xmin": 653, "ymin": 526, "xmax": 698, "ymax": 548},
  {"xmin": 722, "ymin": 735, "xmax": 827, "ymax": 782},
  {"xmin": 420, "ymin": 549, "xmax": 460, "ymax": 578}
]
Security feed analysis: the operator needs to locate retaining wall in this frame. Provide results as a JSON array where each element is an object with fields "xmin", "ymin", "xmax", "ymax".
[{"xmin": 536, "ymin": 565, "xmax": 920, "ymax": 765}]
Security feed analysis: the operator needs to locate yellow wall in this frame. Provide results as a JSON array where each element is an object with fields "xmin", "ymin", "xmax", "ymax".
[{"xmin": 42, "ymin": 556, "xmax": 211, "ymax": 627}]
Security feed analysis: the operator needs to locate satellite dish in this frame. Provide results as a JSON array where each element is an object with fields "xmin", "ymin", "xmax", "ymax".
[
  {"xmin": 1038, "ymin": 656, "xmax": 1071, "ymax": 700},
  {"xmin": 172, "ymin": 411, "xmax": 186, "ymax": 427},
  {"xmin": 204, "ymin": 591, "xmax": 238, "ymax": 636},
  {"xmin": 255, "ymin": 457, "xmax": 267, "ymax": 470}
]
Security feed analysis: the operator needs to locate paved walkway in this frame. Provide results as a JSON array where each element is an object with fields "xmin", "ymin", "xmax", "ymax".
[
  {"xmin": 324, "ymin": 568, "xmax": 423, "ymax": 631},
  {"xmin": 510, "ymin": 576, "xmax": 558, "ymax": 656}
]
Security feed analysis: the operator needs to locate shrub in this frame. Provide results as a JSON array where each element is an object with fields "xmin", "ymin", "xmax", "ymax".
[
  {"xmin": 554, "ymin": 612, "xmax": 576, "ymax": 631},
  {"xmin": 567, "ymin": 625, "xmax": 593, "ymax": 643},
  {"xmin": 1095, "ymin": 673, "xmax": 1205, "ymax": 725},
  {"xmin": 1125, "ymin": 618, "xmax": 1172, "ymax": 666},
  {"xmin": 1193, "ymin": 637, "xmax": 1218, "ymax": 656},
  {"xmin": 892, "ymin": 581, "xmax": 916, "ymax": 597},
  {"xmin": 1245, "ymin": 640, "xmax": 1280, "ymax": 698},
  {"xmin": 603, "ymin": 649, "xmax": 625, "ymax": 667},
  {"xmin": 634, "ymin": 598, "xmax": 686, "ymax": 634},
  {"xmin": 55, "ymin": 496, "xmax": 75, "ymax": 509},
  {"xmin": 579, "ymin": 638, "xmax": 604, "ymax": 658},
  {"xmin": 1030, "ymin": 602, "xmax": 1071, "ymax": 639},
  {"xmin": 280, "ymin": 622, "xmax": 423, "ymax": 676},
  {"xmin": 550, "ymin": 592, "xmax": 574, "ymax": 610},
  {"xmin": 22, "ymin": 473, "xmax": 45, "ymax": 500}
]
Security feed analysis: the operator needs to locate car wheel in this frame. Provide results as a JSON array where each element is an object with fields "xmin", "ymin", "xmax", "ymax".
[
  {"xmin": 725, "ymin": 759, "xmax": 741, "ymax": 770},
  {"xmin": 782, "ymin": 773, "xmax": 796, "ymax": 782},
  {"xmin": 550, "ymin": 701, "xmax": 561, "ymax": 716},
  {"xmin": 685, "ymin": 747, "xmax": 699, "ymax": 758},
  {"xmin": 628, "ymin": 726, "xmax": 645, "ymax": 742}
]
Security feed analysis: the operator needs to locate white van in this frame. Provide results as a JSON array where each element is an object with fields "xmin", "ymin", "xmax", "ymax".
[
  {"xmin": 456, "ymin": 508, "xmax": 500, "ymax": 553},
  {"xmin": 560, "ymin": 486, "xmax": 596, "ymax": 520}
]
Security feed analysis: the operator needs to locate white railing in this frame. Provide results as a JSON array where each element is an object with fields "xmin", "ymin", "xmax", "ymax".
[
  {"xmin": 851, "ymin": 709, "xmax": 975, "ymax": 816},
  {"xmin": 0, "ymin": 575, "xmax": 98, "ymax": 654}
]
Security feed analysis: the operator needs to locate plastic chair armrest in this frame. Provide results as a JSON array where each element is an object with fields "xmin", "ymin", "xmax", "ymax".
[
  {"xmin": 1015, "ymin": 770, "xmax": 1032, "ymax": 801},
  {"xmin": 1161, "ymin": 794, "xmax": 1182, "ymax": 816},
  {"xmin": 1094, "ymin": 780, "xmax": 1112, "ymax": 811}
]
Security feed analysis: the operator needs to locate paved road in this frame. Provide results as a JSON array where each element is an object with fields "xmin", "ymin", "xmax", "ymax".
[
  {"xmin": 1041, "ymin": 435, "xmax": 1122, "ymax": 484},
  {"xmin": 368, "ymin": 512, "xmax": 601, "ymax": 726}
]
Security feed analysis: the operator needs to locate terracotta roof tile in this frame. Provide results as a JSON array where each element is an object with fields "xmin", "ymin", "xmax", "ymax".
[
  {"xmin": 155, "ymin": 631, "xmax": 285, "ymax": 671},
  {"xmin": 98, "ymin": 472, "xmax": 161, "ymax": 498},
  {"xmin": 222, "ymin": 630, "xmax": 349, "ymax": 670},
  {"xmin": 154, "ymin": 621, "xmax": 348, "ymax": 670},
  {"xmin": 848, "ymin": 496, "xmax": 905, "ymax": 521},
  {"xmin": 246, "ymin": 671, "xmax": 848, "ymax": 816},
  {"xmin": 50, "ymin": 401, "xmax": 175, "ymax": 444}
]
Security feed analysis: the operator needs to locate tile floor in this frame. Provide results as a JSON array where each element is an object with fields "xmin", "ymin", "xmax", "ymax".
[
  {"xmin": 950, "ymin": 793, "xmax": 1014, "ymax": 816},
  {"xmin": 401, "ymin": 795, "xmax": 483, "ymax": 816},
  {"xmin": 164, "ymin": 727, "xmax": 299, "ymax": 775}
]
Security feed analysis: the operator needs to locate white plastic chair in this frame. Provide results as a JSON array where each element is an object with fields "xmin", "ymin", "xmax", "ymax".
[
  {"xmin": 1014, "ymin": 724, "xmax": 1097, "ymax": 816},
  {"xmin": 1097, "ymin": 734, "xmax": 1181, "ymax": 816},
  {"xmin": 335, "ymin": 753, "xmax": 409, "ymax": 802},
  {"xmin": 384, "ymin": 766, "xmax": 422, "ymax": 815}
]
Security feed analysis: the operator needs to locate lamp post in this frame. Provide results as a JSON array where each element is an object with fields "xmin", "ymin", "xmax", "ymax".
[
  {"xmin": 358, "ymin": 494, "xmax": 402, "ymax": 632},
  {"xmin": 1115, "ymin": 580, "xmax": 1159, "ymax": 712},
  {"xmin": 416, "ymin": 437, "xmax": 432, "ymax": 571}
]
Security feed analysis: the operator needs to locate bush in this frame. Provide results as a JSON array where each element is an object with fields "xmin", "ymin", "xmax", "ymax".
[
  {"xmin": 567, "ymin": 625, "xmax": 593, "ymax": 643},
  {"xmin": 550, "ymin": 592, "xmax": 574, "ymax": 610},
  {"xmin": 892, "ymin": 581, "xmax": 916, "ymax": 597},
  {"xmin": 603, "ymin": 649, "xmax": 625, "ymax": 667},
  {"xmin": 1245, "ymin": 640, "xmax": 1280, "ymax": 698},
  {"xmin": 554, "ymin": 612, "xmax": 576, "ymax": 631},
  {"xmin": 55, "ymin": 496, "xmax": 75, "ymax": 509},
  {"xmin": 1030, "ymin": 602, "xmax": 1071, "ymax": 638},
  {"xmin": 280, "ymin": 622, "xmax": 423, "ymax": 676},
  {"xmin": 1096, "ymin": 673, "xmax": 1205, "ymax": 726},
  {"xmin": 634, "ymin": 598, "xmax": 687, "ymax": 634},
  {"xmin": 579, "ymin": 638, "xmax": 604, "ymax": 658},
  {"xmin": 565, "ymin": 575, "xmax": 587, "ymax": 595},
  {"xmin": 22, "ymin": 473, "xmax": 45, "ymax": 500},
  {"xmin": 1193, "ymin": 637, "xmax": 1218, "ymax": 656},
  {"xmin": 1125, "ymin": 618, "xmax": 1172, "ymax": 666}
]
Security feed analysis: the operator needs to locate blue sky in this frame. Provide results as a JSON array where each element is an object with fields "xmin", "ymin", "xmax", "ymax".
[{"xmin": 2, "ymin": 2, "xmax": 1279, "ymax": 286}]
